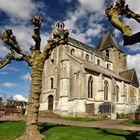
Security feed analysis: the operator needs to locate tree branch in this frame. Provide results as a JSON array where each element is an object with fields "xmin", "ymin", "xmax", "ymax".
[
  {"xmin": 31, "ymin": 16, "xmax": 44, "ymax": 53},
  {"xmin": 42, "ymin": 29, "xmax": 69, "ymax": 59},
  {"xmin": 106, "ymin": 0, "xmax": 140, "ymax": 45},
  {"xmin": 105, "ymin": 0, "xmax": 132, "ymax": 37},
  {"xmin": 1, "ymin": 29, "xmax": 32, "ymax": 65},
  {"xmin": 0, "ymin": 47, "xmax": 24, "ymax": 69}
]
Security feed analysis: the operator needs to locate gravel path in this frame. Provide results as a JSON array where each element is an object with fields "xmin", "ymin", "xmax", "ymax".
[{"xmin": 0, "ymin": 115, "xmax": 140, "ymax": 131}]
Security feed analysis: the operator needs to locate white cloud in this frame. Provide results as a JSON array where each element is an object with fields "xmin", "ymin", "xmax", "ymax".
[
  {"xmin": 78, "ymin": 0, "xmax": 105, "ymax": 12},
  {"xmin": 0, "ymin": 82, "xmax": 18, "ymax": 88},
  {"xmin": 0, "ymin": 0, "xmax": 40, "ymax": 20},
  {"xmin": 126, "ymin": 0, "xmax": 140, "ymax": 13},
  {"xmin": 13, "ymin": 94, "xmax": 27, "ymax": 102},
  {"xmin": 127, "ymin": 54, "xmax": 140, "ymax": 83},
  {"xmin": 63, "ymin": 0, "xmax": 105, "ymax": 45},
  {"xmin": 0, "ymin": 43, "xmax": 10, "ymax": 57},
  {"xmin": 21, "ymin": 73, "xmax": 31, "ymax": 81}
]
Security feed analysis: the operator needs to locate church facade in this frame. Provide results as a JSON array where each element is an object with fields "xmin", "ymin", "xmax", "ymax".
[{"xmin": 40, "ymin": 22, "xmax": 140, "ymax": 117}]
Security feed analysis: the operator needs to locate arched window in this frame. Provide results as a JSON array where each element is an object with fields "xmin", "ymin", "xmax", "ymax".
[
  {"xmin": 104, "ymin": 81, "xmax": 109, "ymax": 100},
  {"xmin": 106, "ymin": 50, "xmax": 109, "ymax": 58},
  {"xmin": 116, "ymin": 85, "xmax": 119, "ymax": 102},
  {"xmin": 50, "ymin": 78, "xmax": 54, "ymax": 89},
  {"xmin": 88, "ymin": 76, "xmax": 93, "ymax": 98},
  {"xmin": 51, "ymin": 59, "xmax": 54, "ymax": 64},
  {"xmin": 85, "ymin": 54, "xmax": 89, "ymax": 61},
  {"xmin": 122, "ymin": 85, "xmax": 127, "ymax": 102},
  {"xmin": 97, "ymin": 59, "xmax": 100, "ymax": 66},
  {"xmin": 48, "ymin": 95, "xmax": 53, "ymax": 110},
  {"xmin": 71, "ymin": 49, "xmax": 75, "ymax": 56}
]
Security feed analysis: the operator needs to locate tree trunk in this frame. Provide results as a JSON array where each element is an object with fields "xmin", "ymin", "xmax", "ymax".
[{"xmin": 16, "ymin": 55, "xmax": 45, "ymax": 140}]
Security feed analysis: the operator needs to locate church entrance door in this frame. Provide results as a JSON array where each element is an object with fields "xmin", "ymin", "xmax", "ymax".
[{"xmin": 48, "ymin": 95, "xmax": 53, "ymax": 110}]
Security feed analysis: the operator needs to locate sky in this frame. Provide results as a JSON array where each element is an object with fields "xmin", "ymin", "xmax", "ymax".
[{"xmin": 0, "ymin": 0, "xmax": 140, "ymax": 100}]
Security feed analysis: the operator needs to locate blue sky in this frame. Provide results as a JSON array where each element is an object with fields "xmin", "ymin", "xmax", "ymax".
[{"xmin": 0, "ymin": 0, "xmax": 140, "ymax": 100}]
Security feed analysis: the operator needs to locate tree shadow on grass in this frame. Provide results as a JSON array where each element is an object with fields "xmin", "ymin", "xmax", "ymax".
[
  {"xmin": 94, "ymin": 128, "xmax": 140, "ymax": 140},
  {"xmin": 38, "ymin": 123, "xmax": 65, "ymax": 133},
  {"xmin": 0, "ymin": 121, "xmax": 5, "ymax": 124}
]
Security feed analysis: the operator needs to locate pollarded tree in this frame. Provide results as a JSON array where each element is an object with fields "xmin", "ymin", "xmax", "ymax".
[
  {"xmin": 106, "ymin": 0, "xmax": 140, "ymax": 45},
  {"xmin": 0, "ymin": 16, "xmax": 69, "ymax": 140}
]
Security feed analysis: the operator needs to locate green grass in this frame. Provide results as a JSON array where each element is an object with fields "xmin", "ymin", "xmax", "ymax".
[
  {"xmin": 39, "ymin": 111, "xmax": 107, "ymax": 122},
  {"xmin": 0, "ymin": 121, "xmax": 25, "ymax": 140},
  {"xmin": 56, "ymin": 116, "xmax": 106, "ymax": 122},
  {"xmin": 122, "ymin": 119, "xmax": 140, "ymax": 126},
  {"xmin": 0, "ymin": 121, "xmax": 140, "ymax": 140}
]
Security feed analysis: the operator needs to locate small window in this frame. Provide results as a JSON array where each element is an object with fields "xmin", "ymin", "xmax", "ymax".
[
  {"xmin": 50, "ymin": 78, "xmax": 54, "ymax": 89},
  {"xmin": 85, "ymin": 54, "xmax": 89, "ymax": 61},
  {"xmin": 51, "ymin": 59, "xmax": 54, "ymax": 64},
  {"xmin": 104, "ymin": 81, "xmax": 109, "ymax": 100},
  {"xmin": 71, "ymin": 49, "xmax": 75, "ymax": 56},
  {"xmin": 107, "ymin": 64, "xmax": 110, "ymax": 69},
  {"xmin": 106, "ymin": 50, "xmax": 109, "ymax": 58},
  {"xmin": 97, "ymin": 59, "xmax": 100, "ymax": 66},
  {"xmin": 116, "ymin": 85, "xmax": 119, "ymax": 102}
]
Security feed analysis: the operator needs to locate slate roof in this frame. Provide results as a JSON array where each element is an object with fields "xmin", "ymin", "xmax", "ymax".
[
  {"xmin": 68, "ymin": 37, "xmax": 107, "ymax": 60},
  {"xmin": 97, "ymin": 30, "xmax": 123, "ymax": 52},
  {"xmin": 84, "ymin": 60, "xmax": 129, "ymax": 82},
  {"xmin": 66, "ymin": 53, "xmax": 130, "ymax": 83},
  {"xmin": 119, "ymin": 69, "xmax": 139, "ymax": 87},
  {"xmin": 67, "ymin": 32, "xmax": 139, "ymax": 87}
]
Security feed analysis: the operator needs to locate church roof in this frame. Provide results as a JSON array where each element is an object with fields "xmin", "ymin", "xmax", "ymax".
[
  {"xmin": 84, "ymin": 61, "xmax": 129, "ymax": 82},
  {"xmin": 68, "ymin": 37, "xmax": 108, "ymax": 60},
  {"xmin": 119, "ymin": 69, "xmax": 139, "ymax": 87},
  {"xmin": 67, "ymin": 53, "xmax": 128, "ymax": 82},
  {"xmin": 97, "ymin": 30, "xmax": 122, "ymax": 51}
]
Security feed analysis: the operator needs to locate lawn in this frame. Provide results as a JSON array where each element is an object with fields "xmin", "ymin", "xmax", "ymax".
[
  {"xmin": 121, "ymin": 119, "xmax": 140, "ymax": 126},
  {"xmin": 0, "ymin": 121, "xmax": 140, "ymax": 140}
]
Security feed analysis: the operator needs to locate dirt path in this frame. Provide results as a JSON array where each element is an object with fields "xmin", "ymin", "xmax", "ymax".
[{"xmin": 0, "ymin": 115, "xmax": 140, "ymax": 131}]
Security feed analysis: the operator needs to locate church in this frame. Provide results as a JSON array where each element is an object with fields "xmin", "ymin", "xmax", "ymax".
[{"xmin": 40, "ymin": 21, "xmax": 140, "ymax": 117}]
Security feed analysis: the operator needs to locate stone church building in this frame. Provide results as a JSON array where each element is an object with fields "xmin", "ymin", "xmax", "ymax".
[{"xmin": 40, "ymin": 21, "xmax": 140, "ymax": 117}]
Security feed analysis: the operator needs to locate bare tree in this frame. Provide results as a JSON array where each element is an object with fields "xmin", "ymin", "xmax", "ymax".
[
  {"xmin": 105, "ymin": 0, "xmax": 140, "ymax": 45},
  {"xmin": 0, "ymin": 16, "xmax": 69, "ymax": 140}
]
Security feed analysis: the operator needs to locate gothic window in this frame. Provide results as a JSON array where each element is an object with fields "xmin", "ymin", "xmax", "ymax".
[
  {"xmin": 50, "ymin": 78, "xmax": 54, "ymax": 89},
  {"xmin": 71, "ymin": 49, "xmax": 75, "ymax": 56},
  {"xmin": 130, "ymin": 89, "xmax": 136, "ymax": 103},
  {"xmin": 104, "ymin": 81, "xmax": 109, "ymax": 100},
  {"xmin": 116, "ymin": 85, "xmax": 119, "ymax": 102},
  {"xmin": 97, "ymin": 59, "xmax": 100, "ymax": 66},
  {"xmin": 88, "ymin": 76, "xmax": 93, "ymax": 98},
  {"xmin": 85, "ymin": 54, "xmax": 89, "ymax": 61},
  {"xmin": 122, "ymin": 85, "xmax": 127, "ymax": 102}
]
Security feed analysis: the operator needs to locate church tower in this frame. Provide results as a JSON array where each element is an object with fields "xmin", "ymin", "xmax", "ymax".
[
  {"xmin": 97, "ymin": 30, "xmax": 127, "ymax": 73},
  {"xmin": 52, "ymin": 21, "xmax": 70, "ymax": 115}
]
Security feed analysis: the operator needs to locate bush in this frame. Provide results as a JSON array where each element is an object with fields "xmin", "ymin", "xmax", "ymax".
[
  {"xmin": 117, "ymin": 113, "xmax": 127, "ymax": 119},
  {"xmin": 133, "ymin": 119, "xmax": 140, "ymax": 124}
]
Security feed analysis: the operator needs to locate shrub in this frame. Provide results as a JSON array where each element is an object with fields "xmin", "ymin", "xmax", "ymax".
[{"xmin": 133, "ymin": 119, "xmax": 140, "ymax": 124}]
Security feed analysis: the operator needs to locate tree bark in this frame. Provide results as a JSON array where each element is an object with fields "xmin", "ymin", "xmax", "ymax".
[{"xmin": 16, "ymin": 54, "xmax": 45, "ymax": 140}]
